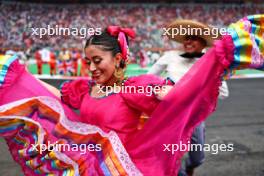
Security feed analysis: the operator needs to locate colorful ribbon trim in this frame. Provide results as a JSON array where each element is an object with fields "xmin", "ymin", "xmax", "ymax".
[
  {"xmin": 225, "ymin": 14, "xmax": 264, "ymax": 78},
  {"xmin": 0, "ymin": 54, "xmax": 18, "ymax": 86}
]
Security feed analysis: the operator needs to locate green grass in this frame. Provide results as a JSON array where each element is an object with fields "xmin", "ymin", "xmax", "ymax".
[{"xmin": 27, "ymin": 64, "xmax": 264, "ymax": 77}]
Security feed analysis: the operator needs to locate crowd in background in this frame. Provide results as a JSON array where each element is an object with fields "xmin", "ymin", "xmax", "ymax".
[
  {"xmin": 1, "ymin": 2, "xmax": 263, "ymax": 50},
  {"xmin": 0, "ymin": 2, "xmax": 263, "ymax": 75}
]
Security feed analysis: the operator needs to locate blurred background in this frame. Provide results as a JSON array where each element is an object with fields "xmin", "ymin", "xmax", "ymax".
[{"xmin": 0, "ymin": 0, "xmax": 263, "ymax": 175}]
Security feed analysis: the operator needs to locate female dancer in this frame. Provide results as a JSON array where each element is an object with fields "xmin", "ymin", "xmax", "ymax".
[{"xmin": 0, "ymin": 15, "xmax": 263, "ymax": 176}]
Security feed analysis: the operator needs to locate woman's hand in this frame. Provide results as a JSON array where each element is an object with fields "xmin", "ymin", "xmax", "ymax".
[
  {"xmin": 37, "ymin": 79, "xmax": 61, "ymax": 98},
  {"xmin": 155, "ymin": 85, "xmax": 173, "ymax": 100}
]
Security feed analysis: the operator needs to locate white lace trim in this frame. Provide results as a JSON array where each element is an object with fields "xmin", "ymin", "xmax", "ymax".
[{"xmin": 0, "ymin": 96, "xmax": 142, "ymax": 175}]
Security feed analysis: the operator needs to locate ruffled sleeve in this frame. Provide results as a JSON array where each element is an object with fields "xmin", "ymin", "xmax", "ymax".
[
  {"xmin": 60, "ymin": 79, "xmax": 90, "ymax": 109},
  {"xmin": 120, "ymin": 74, "xmax": 174, "ymax": 116}
]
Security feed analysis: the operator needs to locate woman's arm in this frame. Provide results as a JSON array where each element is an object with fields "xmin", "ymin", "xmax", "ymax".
[{"xmin": 36, "ymin": 79, "xmax": 61, "ymax": 98}]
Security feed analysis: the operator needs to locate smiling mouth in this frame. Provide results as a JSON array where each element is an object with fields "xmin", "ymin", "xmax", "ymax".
[
  {"xmin": 92, "ymin": 73, "xmax": 101, "ymax": 79},
  {"xmin": 92, "ymin": 74, "xmax": 100, "ymax": 78},
  {"xmin": 185, "ymin": 45, "xmax": 194, "ymax": 49}
]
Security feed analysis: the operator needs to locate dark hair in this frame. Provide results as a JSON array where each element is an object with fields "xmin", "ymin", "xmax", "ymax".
[{"xmin": 84, "ymin": 29, "xmax": 129, "ymax": 69}]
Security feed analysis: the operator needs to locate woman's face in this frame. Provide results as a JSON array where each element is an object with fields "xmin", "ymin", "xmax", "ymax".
[{"xmin": 85, "ymin": 45, "xmax": 117, "ymax": 85}]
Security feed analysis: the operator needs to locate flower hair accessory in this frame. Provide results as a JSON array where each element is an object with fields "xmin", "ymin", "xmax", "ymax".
[{"xmin": 107, "ymin": 26, "xmax": 136, "ymax": 61}]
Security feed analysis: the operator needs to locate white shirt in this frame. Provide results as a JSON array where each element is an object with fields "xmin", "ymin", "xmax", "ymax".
[{"xmin": 148, "ymin": 50, "xmax": 229, "ymax": 99}]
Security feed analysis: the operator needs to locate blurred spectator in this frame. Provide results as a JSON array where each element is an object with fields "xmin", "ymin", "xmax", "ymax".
[{"xmin": 0, "ymin": 2, "xmax": 263, "ymax": 59}]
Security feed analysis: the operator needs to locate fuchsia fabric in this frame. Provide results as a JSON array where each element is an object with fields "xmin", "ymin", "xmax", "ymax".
[
  {"xmin": 61, "ymin": 74, "xmax": 172, "ymax": 143},
  {"xmin": 59, "ymin": 35, "xmax": 234, "ymax": 175},
  {"xmin": 0, "ymin": 35, "xmax": 237, "ymax": 175},
  {"xmin": 126, "ymin": 35, "xmax": 235, "ymax": 175}
]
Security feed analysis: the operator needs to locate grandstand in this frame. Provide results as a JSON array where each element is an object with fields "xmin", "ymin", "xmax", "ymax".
[
  {"xmin": 1, "ymin": 1, "xmax": 263, "ymax": 52},
  {"xmin": 1, "ymin": 1, "xmax": 263, "ymax": 77}
]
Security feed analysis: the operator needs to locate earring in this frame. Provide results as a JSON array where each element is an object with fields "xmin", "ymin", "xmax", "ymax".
[{"xmin": 114, "ymin": 65, "xmax": 124, "ymax": 81}]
